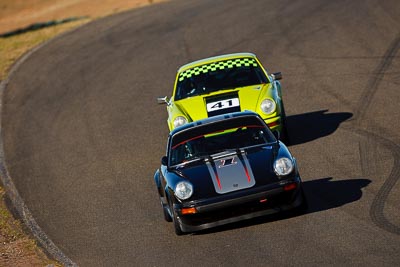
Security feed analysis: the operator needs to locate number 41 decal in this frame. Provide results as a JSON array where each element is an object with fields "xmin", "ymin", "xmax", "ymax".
[{"xmin": 207, "ymin": 98, "xmax": 240, "ymax": 112}]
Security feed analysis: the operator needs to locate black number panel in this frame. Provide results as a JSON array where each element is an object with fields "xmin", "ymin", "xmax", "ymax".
[{"xmin": 205, "ymin": 92, "xmax": 241, "ymax": 117}]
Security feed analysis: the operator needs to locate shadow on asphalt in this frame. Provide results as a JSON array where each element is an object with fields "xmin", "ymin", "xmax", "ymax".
[
  {"xmin": 302, "ymin": 177, "xmax": 370, "ymax": 213},
  {"xmin": 0, "ymin": 17, "xmax": 87, "ymax": 38},
  {"xmin": 286, "ymin": 109, "xmax": 353, "ymax": 146},
  {"xmin": 194, "ymin": 177, "xmax": 370, "ymax": 235}
]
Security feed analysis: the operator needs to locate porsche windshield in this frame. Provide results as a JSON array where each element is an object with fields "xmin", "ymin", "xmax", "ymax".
[
  {"xmin": 175, "ymin": 57, "xmax": 268, "ymax": 101},
  {"xmin": 169, "ymin": 116, "xmax": 276, "ymax": 166}
]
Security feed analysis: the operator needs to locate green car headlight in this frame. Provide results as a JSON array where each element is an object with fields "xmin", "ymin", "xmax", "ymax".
[
  {"xmin": 260, "ymin": 99, "xmax": 276, "ymax": 115},
  {"xmin": 173, "ymin": 116, "xmax": 187, "ymax": 128}
]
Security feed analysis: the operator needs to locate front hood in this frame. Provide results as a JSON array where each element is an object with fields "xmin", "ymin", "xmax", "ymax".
[
  {"xmin": 176, "ymin": 146, "xmax": 278, "ymax": 197},
  {"xmin": 175, "ymin": 83, "xmax": 272, "ymax": 121}
]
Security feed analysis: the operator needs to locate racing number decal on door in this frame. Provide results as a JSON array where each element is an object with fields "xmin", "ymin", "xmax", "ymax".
[{"xmin": 206, "ymin": 98, "xmax": 240, "ymax": 112}]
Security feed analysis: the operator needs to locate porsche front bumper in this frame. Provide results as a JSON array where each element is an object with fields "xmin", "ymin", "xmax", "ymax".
[{"xmin": 173, "ymin": 177, "xmax": 304, "ymax": 233}]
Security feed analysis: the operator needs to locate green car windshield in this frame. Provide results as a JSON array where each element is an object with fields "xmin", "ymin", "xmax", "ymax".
[
  {"xmin": 169, "ymin": 115, "xmax": 276, "ymax": 166},
  {"xmin": 175, "ymin": 57, "xmax": 268, "ymax": 101}
]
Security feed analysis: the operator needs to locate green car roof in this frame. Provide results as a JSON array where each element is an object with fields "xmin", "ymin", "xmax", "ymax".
[{"xmin": 177, "ymin": 52, "xmax": 257, "ymax": 73}]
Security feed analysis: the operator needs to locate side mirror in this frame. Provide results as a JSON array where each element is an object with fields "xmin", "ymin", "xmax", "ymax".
[
  {"xmin": 161, "ymin": 156, "xmax": 168, "ymax": 166},
  {"xmin": 157, "ymin": 96, "xmax": 169, "ymax": 105},
  {"xmin": 271, "ymin": 72, "xmax": 282, "ymax": 81}
]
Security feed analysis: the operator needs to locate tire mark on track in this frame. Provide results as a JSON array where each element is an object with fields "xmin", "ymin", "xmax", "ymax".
[
  {"xmin": 350, "ymin": 126, "xmax": 400, "ymax": 235},
  {"xmin": 352, "ymin": 33, "xmax": 400, "ymax": 235},
  {"xmin": 355, "ymin": 34, "xmax": 400, "ymax": 127}
]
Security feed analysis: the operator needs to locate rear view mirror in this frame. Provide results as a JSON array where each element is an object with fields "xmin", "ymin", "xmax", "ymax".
[
  {"xmin": 157, "ymin": 96, "xmax": 169, "ymax": 104},
  {"xmin": 161, "ymin": 156, "xmax": 168, "ymax": 166},
  {"xmin": 271, "ymin": 72, "xmax": 282, "ymax": 81}
]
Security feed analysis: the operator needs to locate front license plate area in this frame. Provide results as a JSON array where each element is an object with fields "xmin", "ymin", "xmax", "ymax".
[{"xmin": 205, "ymin": 92, "xmax": 241, "ymax": 117}]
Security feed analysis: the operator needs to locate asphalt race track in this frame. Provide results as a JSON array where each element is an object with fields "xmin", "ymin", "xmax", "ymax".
[{"xmin": 2, "ymin": 0, "xmax": 400, "ymax": 266}]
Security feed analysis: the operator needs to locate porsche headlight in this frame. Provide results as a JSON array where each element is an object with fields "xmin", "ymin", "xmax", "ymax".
[
  {"xmin": 273, "ymin": 157, "xmax": 294, "ymax": 176},
  {"xmin": 173, "ymin": 116, "xmax": 187, "ymax": 128},
  {"xmin": 260, "ymin": 99, "xmax": 276, "ymax": 115},
  {"xmin": 175, "ymin": 181, "xmax": 193, "ymax": 200}
]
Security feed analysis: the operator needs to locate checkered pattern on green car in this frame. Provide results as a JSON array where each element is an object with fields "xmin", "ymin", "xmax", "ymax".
[{"xmin": 178, "ymin": 58, "xmax": 258, "ymax": 81}]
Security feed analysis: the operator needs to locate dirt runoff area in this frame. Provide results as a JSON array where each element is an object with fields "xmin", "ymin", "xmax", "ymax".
[
  {"xmin": 0, "ymin": 0, "xmax": 164, "ymax": 33},
  {"xmin": 0, "ymin": 0, "xmax": 164, "ymax": 266}
]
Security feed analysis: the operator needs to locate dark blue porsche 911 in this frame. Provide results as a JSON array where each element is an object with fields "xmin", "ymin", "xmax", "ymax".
[{"xmin": 154, "ymin": 111, "xmax": 307, "ymax": 235}]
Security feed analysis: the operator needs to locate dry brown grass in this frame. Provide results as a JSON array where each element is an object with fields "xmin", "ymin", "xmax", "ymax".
[
  {"xmin": 0, "ymin": 18, "xmax": 89, "ymax": 81},
  {"xmin": 0, "ymin": 187, "xmax": 59, "ymax": 266}
]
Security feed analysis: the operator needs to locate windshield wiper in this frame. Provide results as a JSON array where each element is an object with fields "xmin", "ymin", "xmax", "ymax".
[
  {"xmin": 209, "ymin": 149, "xmax": 239, "ymax": 160},
  {"xmin": 174, "ymin": 156, "xmax": 206, "ymax": 169}
]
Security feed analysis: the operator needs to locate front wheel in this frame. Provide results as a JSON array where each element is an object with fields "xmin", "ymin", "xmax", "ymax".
[
  {"xmin": 293, "ymin": 187, "xmax": 308, "ymax": 215},
  {"xmin": 160, "ymin": 196, "xmax": 172, "ymax": 222},
  {"xmin": 168, "ymin": 197, "xmax": 184, "ymax": 235},
  {"xmin": 280, "ymin": 103, "xmax": 290, "ymax": 145},
  {"xmin": 172, "ymin": 208, "xmax": 184, "ymax": 235}
]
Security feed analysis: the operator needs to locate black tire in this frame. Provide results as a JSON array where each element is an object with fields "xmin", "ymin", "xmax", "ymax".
[
  {"xmin": 293, "ymin": 187, "xmax": 308, "ymax": 215},
  {"xmin": 160, "ymin": 196, "xmax": 172, "ymax": 222},
  {"xmin": 280, "ymin": 119, "xmax": 290, "ymax": 145},
  {"xmin": 172, "ymin": 208, "xmax": 184, "ymax": 235},
  {"xmin": 168, "ymin": 197, "xmax": 184, "ymax": 235},
  {"xmin": 280, "ymin": 103, "xmax": 290, "ymax": 145}
]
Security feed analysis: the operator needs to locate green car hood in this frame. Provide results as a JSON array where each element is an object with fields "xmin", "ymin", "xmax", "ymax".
[{"xmin": 174, "ymin": 83, "xmax": 273, "ymax": 122}]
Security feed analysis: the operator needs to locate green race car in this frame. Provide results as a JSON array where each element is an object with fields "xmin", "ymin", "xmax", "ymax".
[{"xmin": 158, "ymin": 52, "xmax": 289, "ymax": 142}]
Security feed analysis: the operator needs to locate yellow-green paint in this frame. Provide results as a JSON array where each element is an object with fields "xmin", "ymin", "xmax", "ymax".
[{"xmin": 165, "ymin": 53, "xmax": 284, "ymax": 133}]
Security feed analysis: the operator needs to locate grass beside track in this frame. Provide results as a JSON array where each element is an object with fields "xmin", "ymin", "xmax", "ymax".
[{"xmin": 0, "ymin": 19, "xmax": 89, "ymax": 81}]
